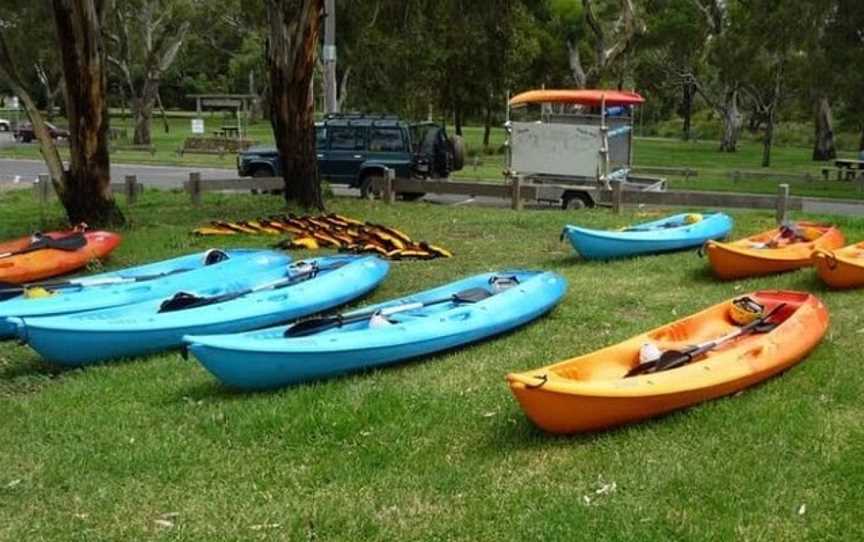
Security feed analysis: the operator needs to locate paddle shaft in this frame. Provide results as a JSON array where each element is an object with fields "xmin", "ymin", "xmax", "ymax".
[
  {"xmin": 0, "ymin": 268, "xmax": 194, "ymax": 301},
  {"xmin": 627, "ymin": 303, "xmax": 787, "ymax": 377},
  {"xmin": 285, "ymin": 287, "xmax": 492, "ymax": 337}
]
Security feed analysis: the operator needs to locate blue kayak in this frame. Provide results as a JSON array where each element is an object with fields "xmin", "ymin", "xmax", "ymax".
[
  {"xmin": 185, "ymin": 270, "xmax": 567, "ymax": 390},
  {"xmin": 561, "ymin": 212, "xmax": 733, "ymax": 260},
  {"xmin": 0, "ymin": 249, "xmax": 289, "ymax": 340},
  {"xmin": 11, "ymin": 255, "xmax": 389, "ymax": 366}
]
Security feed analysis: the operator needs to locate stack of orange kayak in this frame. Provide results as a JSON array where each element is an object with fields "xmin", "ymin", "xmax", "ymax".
[
  {"xmin": 507, "ymin": 290, "xmax": 828, "ymax": 434},
  {"xmin": 0, "ymin": 227, "xmax": 121, "ymax": 284},
  {"xmin": 813, "ymin": 242, "xmax": 864, "ymax": 288},
  {"xmin": 705, "ymin": 222, "xmax": 844, "ymax": 279}
]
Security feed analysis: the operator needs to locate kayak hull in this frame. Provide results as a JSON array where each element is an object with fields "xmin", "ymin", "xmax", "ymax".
[
  {"xmin": 508, "ymin": 290, "xmax": 828, "ymax": 434},
  {"xmin": 186, "ymin": 271, "xmax": 567, "ymax": 390},
  {"xmin": 706, "ymin": 222, "xmax": 845, "ymax": 280},
  {"xmin": 813, "ymin": 244, "xmax": 864, "ymax": 289},
  {"xmin": 563, "ymin": 212, "xmax": 732, "ymax": 260},
  {"xmin": 12, "ymin": 255, "xmax": 389, "ymax": 366},
  {"xmin": 0, "ymin": 250, "xmax": 288, "ymax": 339},
  {"xmin": 0, "ymin": 230, "xmax": 121, "ymax": 284}
]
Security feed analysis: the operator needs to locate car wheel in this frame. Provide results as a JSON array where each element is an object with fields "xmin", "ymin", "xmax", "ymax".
[
  {"xmin": 360, "ymin": 175, "xmax": 382, "ymax": 200},
  {"xmin": 250, "ymin": 167, "xmax": 275, "ymax": 194},
  {"xmin": 23, "ymin": 135, "xmax": 33, "ymax": 143},
  {"xmin": 0, "ymin": 124, "xmax": 8, "ymax": 132}
]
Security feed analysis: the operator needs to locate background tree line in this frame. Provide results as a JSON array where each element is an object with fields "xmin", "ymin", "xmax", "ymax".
[{"xmin": 3, "ymin": 0, "xmax": 863, "ymax": 162}]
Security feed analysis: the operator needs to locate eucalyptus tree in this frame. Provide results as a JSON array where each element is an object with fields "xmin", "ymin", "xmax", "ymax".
[
  {"xmin": 266, "ymin": 0, "xmax": 325, "ymax": 209},
  {"xmin": 106, "ymin": 0, "xmax": 192, "ymax": 145}
]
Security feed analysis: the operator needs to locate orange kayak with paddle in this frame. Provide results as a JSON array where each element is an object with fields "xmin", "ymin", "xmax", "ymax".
[
  {"xmin": 507, "ymin": 290, "xmax": 828, "ymax": 434},
  {"xmin": 0, "ymin": 229, "xmax": 121, "ymax": 284},
  {"xmin": 813, "ymin": 242, "xmax": 864, "ymax": 289},
  {"xmin": 705, "ymin": 222, "xmax": 845, "ymax": 279}
]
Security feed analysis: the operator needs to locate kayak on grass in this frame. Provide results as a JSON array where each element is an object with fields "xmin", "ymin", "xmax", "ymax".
[
  {"xmin": 10, "ymin": 255, "xmax": 389, "ymax": 366},
  {"xmin": 184, "ymin": 270, "xmax": 567, "ymax": 391},
  {"xmin": 813, "ymin": 241, "xmax": 864, "ymax": 289},
  {"xmin": 0, "ymin": 249, "xmax": 288, "ymax": 339},
  {"xmin": 0, "ymin": 228, "xmax": 121, "ymax": 284},
  {"xmin": 705, "ymin": 221, "xmax": 845, "ymax": 279},
  {"xmin": 507, "ymin": 290, "xmax": 828, "ymax": 434},
  {"xmin": 561, "ymin": 212, "xmax": 732, "ymax": 260}
]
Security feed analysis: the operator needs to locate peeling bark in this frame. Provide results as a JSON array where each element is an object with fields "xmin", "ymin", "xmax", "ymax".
[
  {"xmin": 718, "ymin": 87, "xmax": 742, "ymax": 153},
  {"xmin": 51, "ymin": 0, "xmax": 124, "ymax": 226},
  {"xmin": 266, "ymin": 0, "xmax": 324, "ymax": 210}
]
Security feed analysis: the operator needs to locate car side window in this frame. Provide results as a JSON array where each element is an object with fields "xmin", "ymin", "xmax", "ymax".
[
  {"xmin": 369, "ymin": 128, "xmax": 405, "ymax": 152},
  {"xmin": 329, "ymin": 126, "xmax": 365, "ymax": 151},
  {"xmin": 316, "ymin": 127, "xmax": 327, "ymax": 149}
]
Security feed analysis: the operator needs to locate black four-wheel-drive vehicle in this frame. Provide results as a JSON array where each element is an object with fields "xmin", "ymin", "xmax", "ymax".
[{"xmin": 237, "ymin": 114, "xmax": 464, "ymax": 199}]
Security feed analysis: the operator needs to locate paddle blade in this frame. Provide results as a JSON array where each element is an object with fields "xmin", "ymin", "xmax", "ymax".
[
  {"xmin": 284, "ymin": 316, "xmax": 342, "ymax": 338},
  {"xmin": 39, "ymin": 232, "xmax": 88, "ymax": 252}
]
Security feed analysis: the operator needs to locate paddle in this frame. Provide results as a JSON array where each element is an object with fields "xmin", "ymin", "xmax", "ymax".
[
  {"xmin": 284, "ymin": 286, "xmax": 493, "ymax": 338},
  {"xmin": 0, "ymin": 249, "xmax": 230, "ymax": 302},
  {"xmin": 158, "ymin": 260, "xmax": 341, "ymax": 313},
  {"xmin": 0, "ymin": 232, "xmax": 87, "ymax": 259},
  {"xmin": 626, "ymin": 303, "xmax": 787, "ymax": 378}
]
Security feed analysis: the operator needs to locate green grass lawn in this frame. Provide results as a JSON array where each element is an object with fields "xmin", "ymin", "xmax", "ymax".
[{"xmin": 2, "ymin": 189, "xmax": 864, "ymax": 540}]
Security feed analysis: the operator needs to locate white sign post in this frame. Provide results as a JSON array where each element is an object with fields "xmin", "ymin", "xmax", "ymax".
[{"xmin": 191, "ymin": 118, "xmax": 205, "ymax": 135}]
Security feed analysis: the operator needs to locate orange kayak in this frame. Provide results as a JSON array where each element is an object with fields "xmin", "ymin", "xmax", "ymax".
[
  {"xmin": 705, "ymin": 222, "xmax": 845, "ymax": 279},
  {"xmin": 507, "ymin": 290, "xmax": 828, "ymax": 434},
  {"xmin": 0, "ymin": 229, "xmax": 121, "ymax": 284},
  {"xmin": 813, "ymin": 242, "xmax": 864, "ymax": 289}
]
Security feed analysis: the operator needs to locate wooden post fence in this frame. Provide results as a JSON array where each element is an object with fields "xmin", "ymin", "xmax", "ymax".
[
  {"xmin": 384, "ymin": 168, "xmax": 396, "ymax": 204},
  {"xmin": 611, "ymin": 179, "xmax": 623, "ymax": 214},
  {"xmin": 776, "ymin": 183, "xmax": 790, "ymax": 224},
  {"xmin": 124, "ymin": 175, "xmax": 139, "ymax": 205},
  {"xmin": 189, "ymin": 172, "xmax": 202, "ymax": 206},
  {"xmin": 511, "ymin": 175, "xmax": 523, "ymax": 211}
]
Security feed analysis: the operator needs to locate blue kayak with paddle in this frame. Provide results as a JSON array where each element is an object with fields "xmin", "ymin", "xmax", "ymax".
[
  {"xmin": 184, "ymin": 270, "xmax": 567, "ymax": 391},
  {"xmin": 0, "ymin": 249, "xmax": 288, "ymax": 339},
  {"xmin": 10, "ymin": 255, "xmax": 389, "ymax": 366},
  {"xmin": 561, "ymin": 212, "xmax": 733, "ymax": 260}
]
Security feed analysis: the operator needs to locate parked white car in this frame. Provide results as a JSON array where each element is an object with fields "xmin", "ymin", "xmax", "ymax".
[{"xmin": 0, "ymin": 119, "xmax": 10, "ymax": 132}]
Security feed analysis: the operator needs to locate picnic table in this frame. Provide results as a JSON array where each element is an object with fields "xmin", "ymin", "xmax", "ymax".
[
  {"xmin": 215, "ymin": 125, "xmax": 240, "ymax": 138},
  {"xmin": 834, "ymin": 159, "xmax": 864, "ymax": 181}
]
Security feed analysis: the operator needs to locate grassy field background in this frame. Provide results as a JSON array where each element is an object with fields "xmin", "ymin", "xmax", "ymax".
[
  {"xmin": 2, "ymin": 115, "xmax": 862, "ymax": 201},
  {"xmin": 1, "ymin": 189, "xmax": 863, "ymax": 540}
]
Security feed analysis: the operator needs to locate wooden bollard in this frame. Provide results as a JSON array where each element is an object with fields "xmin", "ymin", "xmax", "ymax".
[
  {"xmin": 34, "ymin": 174, "xmax": 51, "ymax": 203},
  {"xmin": 124, "ymin": 175, "xmax": 138, "ymax": 205},
  {"xmin": 189, "ymin": 172, "xmax": 202, "ymax": 206},
  {"xmin": 611, "ymin": 179, "xmax": 623, "ymax": 215},
  {"xmin": 385, "ymin": 168, "xmax": 396, "ymax": 204},
  {"xmin": 775, "ymin": 183, "xmax": 790, "ymax": 224},
  {"xmin": 511, "ymin": 175, "xmax": 523, "ymax": 211}
]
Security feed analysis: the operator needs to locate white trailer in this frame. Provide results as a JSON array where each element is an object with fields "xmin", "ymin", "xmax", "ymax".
[{"xmin": 505, "ymin": 89, "xmax": 664, "ymax": 209}]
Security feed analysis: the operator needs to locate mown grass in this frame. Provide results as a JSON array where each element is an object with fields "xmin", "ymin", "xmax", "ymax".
[{"xmin": 1, "ymin": 189, "xmax": 864, "ymax": 540}]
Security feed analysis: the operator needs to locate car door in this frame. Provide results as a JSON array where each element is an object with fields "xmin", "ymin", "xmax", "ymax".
[
  {"xmin": 326, "ymin": 125, "xmax": 367, "ymax": 184},
  {"xmin": 314, "ymin": 125, "xmax": 329, "ymax": 178}
]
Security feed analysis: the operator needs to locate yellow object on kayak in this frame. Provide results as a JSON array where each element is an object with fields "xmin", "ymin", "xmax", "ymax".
[{"xmin": 684, "ymin": 213, "xmax": 703, "ymax": 224}]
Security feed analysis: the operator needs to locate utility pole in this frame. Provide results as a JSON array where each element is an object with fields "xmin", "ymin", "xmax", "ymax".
[{"xmin": 323, "ymin": 0, "xmax": 338, "ymax": 114}]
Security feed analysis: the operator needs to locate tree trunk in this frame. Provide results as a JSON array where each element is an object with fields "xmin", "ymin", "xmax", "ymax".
[
  {"xmin": 483, "ymin": 101, "xmax": 492, "ymax": 148},
  {"xmin": 860, "ymin": 124, "xmax": 864, "ymax": 153},
  {"xmin": 266, "ymin": 0, "xmax": 324, "ymax": 210},
  {"xmin": 762, "ymin": 107, "xmax": 775, "ymax": 167},
  {"xmin": 719, "ymin": 88, "xmax": 741, "ymax": 153},
  {"xmin": 681, "ymin": 79, "xmax": 693, "ymax": 141},
  {"xmin": 51, "ymin": 0, "xmax": 124, "ymax": 227},
  {"xmin": 454, "ymin": 105, "xmax": 463, "ymax": 136},
  {"xmin": 812, "ymin": 95, "xmax": 837, "ymax": 161},
  {"xmin": 132, "ymin": 96, "xmax": 154, "ymax": 145},
  {"xmin": 567, "ymin": 40, "xmax": 587, "ymax": 89}
]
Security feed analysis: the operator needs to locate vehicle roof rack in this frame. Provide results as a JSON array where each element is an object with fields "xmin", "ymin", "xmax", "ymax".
[{"xmin": 324, "ymin": 113, "xmax": 400, "ymax": 120}]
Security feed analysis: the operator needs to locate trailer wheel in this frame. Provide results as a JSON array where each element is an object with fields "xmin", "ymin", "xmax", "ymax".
[{"xmin": 562, "ymin": 192, "xmax": 593, "ymax": 210}]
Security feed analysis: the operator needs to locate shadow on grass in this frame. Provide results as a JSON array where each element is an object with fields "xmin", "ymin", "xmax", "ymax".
[{"xmin": 0, "ymin": 348, "xmax": 76, "ymax": 396}]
